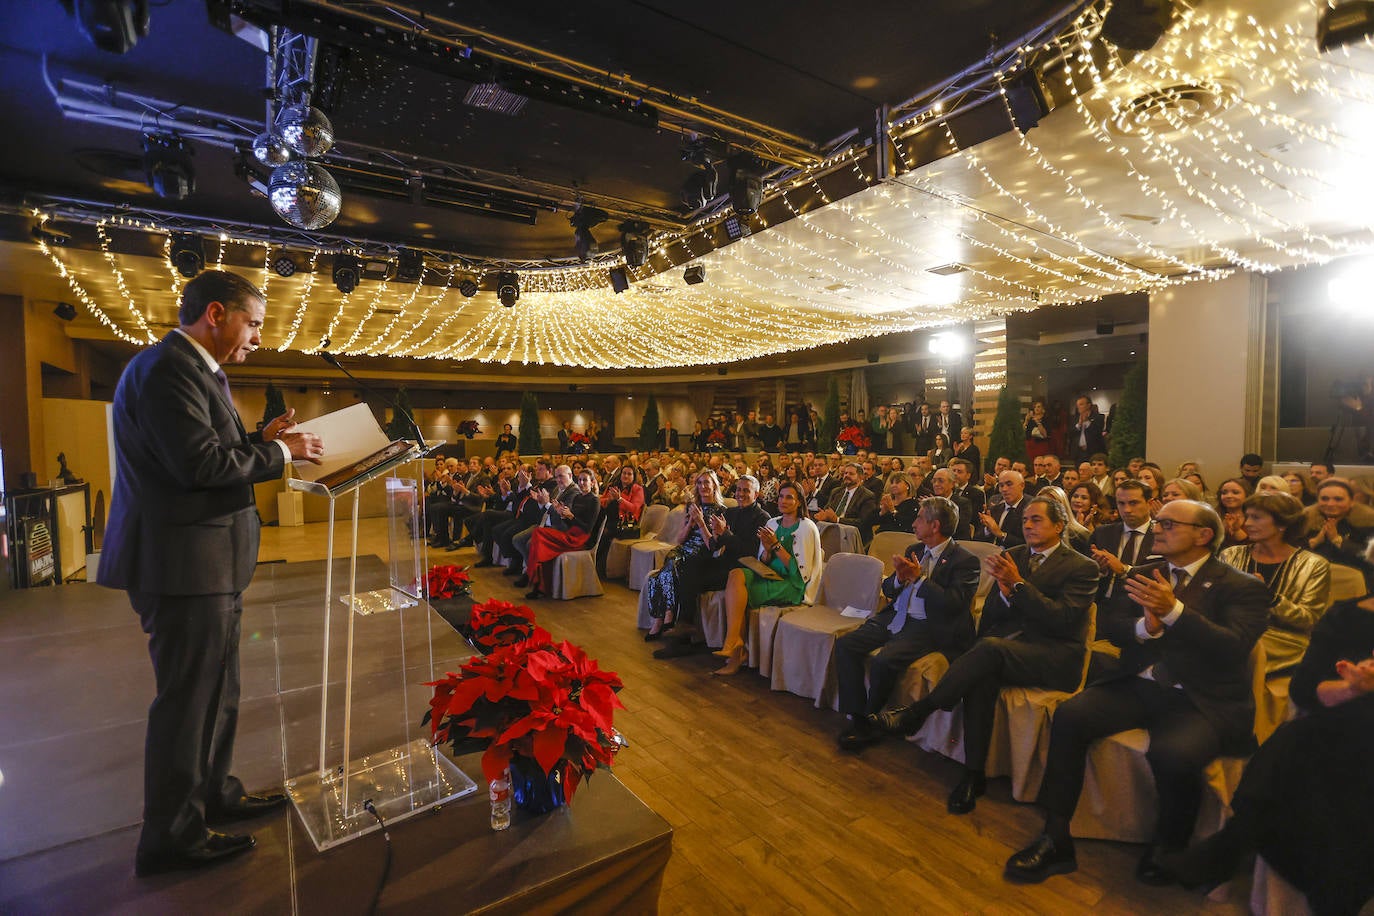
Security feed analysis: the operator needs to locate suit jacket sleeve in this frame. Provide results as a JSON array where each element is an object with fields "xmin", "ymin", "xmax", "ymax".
[
  {"xmin": 1010, "ymin": 549, "xmax": 1099, "ymax": 641},
  {"xmin": 141, "ymin": 349, "xmax": 284, "ymax": 492},
  {"xmin": 1163, "ymin": 564, "xmax": 1271, "ymax": 666},
  {"xmin": 917, "ymin": 548, "xmax": 981, "ymax": 631}
]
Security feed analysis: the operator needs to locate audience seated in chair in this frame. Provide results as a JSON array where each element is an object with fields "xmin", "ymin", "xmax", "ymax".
[
  {"xmin": 1219, "ymin": 492, "xmax": 1331, "ymax": 674},
  {"xmin": 714, "ymin": 480, "xmax": 822, "ymax": 676},
  {"xmin": 597, "ymin": 464, "xmax": 646, "ymax": 577},
  {"xmin": 977, "ymin": 470, "xmax": 1031, "ymax": 549},
  {"xmin": 835, "ymin": 496, "xmax": 981, "ymax": 751},
  {"xmin": 653, "ymin": 475, "xmax": 770, "ymax": 660},
  {"xmin": 518, "ymin": 469, "xmax": 601, "ymax": 600},
  {"xmin": 1306, "ymin": 477, "xmax": 1374, "ymax": 590},
  {"xmin": 873, "ymin": 476, "xmax": 920, "ymax": 534},
  {"xmin": 1161, "ymin": 539, "xmax": 1374, "ymax": 916},
  {"xmin": 1003, "ymin": 499, "xmax": 1269, "ymax": 887},
  {"xmin": 876, "ymin": 495, "xmax": 1099, "ymax": 815},
  {"xmin": 1088, "ymin": 479, "xmax": 1155, "ymax": 605},
  {"xmin": 643, "ymin": 470, "xmax": 727, "ymax": 640}
]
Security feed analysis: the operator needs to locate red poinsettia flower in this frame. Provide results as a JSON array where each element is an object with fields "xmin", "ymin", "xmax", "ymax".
[
  {"xmin": 426, "ymin": 599, "xmax": 625, "ymax": 795},
  {"xmin": 426, "ymin": 564, "xmax": 473, "ymax": 599}
]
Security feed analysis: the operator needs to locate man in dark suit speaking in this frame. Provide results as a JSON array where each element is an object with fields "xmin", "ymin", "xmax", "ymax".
[
  {"xmin": 1004, "ymin": 499, "xmax": 1269, "ymax": 886},
  {"xmin": 98, "ymin": 270, "xmax": 324, "ymax": 876}
]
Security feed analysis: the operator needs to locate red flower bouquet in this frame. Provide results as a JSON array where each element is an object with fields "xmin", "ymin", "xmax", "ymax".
[
  {"xmin": 424, "ymin": 632, "xmax": 625, "ymax": 808},
  {"xmin": 425, "ymin": 564, "xmax": 473, "ymax": 599},
  {"xmin": 836, "ymin": 426, "xmax": 870, "ymax": 453},
  {"xmin": 467, "ymin": 598, "xmax": 547, "ymax": 654},
  {"xmin": 568, "ymin": 431, "xmax": 591, "ymax": 454}
]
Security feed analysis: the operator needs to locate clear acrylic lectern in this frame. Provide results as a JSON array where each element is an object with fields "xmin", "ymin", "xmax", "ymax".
[{"xmin": 284, "ymin": 440, "xmax": 477, "ymax": 850}]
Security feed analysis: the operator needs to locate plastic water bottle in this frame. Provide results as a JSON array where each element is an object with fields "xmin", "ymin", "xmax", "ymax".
[{"xmin": 489, "ymin": 767, "xmax": 511, "ymax": 831}]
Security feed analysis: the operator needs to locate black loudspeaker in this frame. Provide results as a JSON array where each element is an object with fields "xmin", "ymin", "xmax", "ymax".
[
  {"xmin": 53, "ymin": 302, "xmax": 78, "ymax": 322},
  {"xmin": 76, "ymin": 0, "xmax": 149, "ymax": 54},
  {"xmin": 395, "ymin": 248, "xmax": 424, "ymax": 282},
  {"xmin": 948, "ymin": 70, "xmax": 1049, "ymax": 148},
  {"xmin": 1096, "ymin": 320, "xmax": 1115, "ymax": 335},
  {"xmin": 683, "ymin": 264, "xmax": 706, "ymax": 285},
  {"xmin": 609, "ymin": 267, "xmax": 630, "ymax": 293},
  {"xmin": 866, "ymin": 352, "xmax": 879, "ymax": 364},
  {"xmin": 1101, "ymin": 0, "xmax": 1175, "ymax": 51}
]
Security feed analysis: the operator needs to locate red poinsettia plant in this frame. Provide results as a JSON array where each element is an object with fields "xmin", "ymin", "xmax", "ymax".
[
  {"xmin": 425, "ymin": 564, "xmax": 473, "ymax": 600},
  {"xmin": 467, "ymin": 598, "xmax": 547, "ymax": 654},
  {"xmin": 424, "ymin": 631, "xmax": 625, "ymax": 800},
  {"xmin": 837, "ymin": 426, "xmax": 871, "ymax": 449}
]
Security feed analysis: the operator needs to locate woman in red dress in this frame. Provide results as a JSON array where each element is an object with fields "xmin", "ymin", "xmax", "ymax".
[{"xmin": 524, "ymin": 469, "xmax": 601, "ymax": 599}]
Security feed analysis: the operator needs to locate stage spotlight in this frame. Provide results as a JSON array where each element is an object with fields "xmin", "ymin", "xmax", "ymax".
[
  {"xmin": 496, "ymin": 271, "xmax": 519, "ymax": 307},
  {"xmin": 928, "ymin": 332, "xmax": 967, "ymax": 359},
  {"xmin": 457, "ymin": 277, "xmax": 479, "ymax": 298},
  {"xmin": 53, "ymin": 302, "xmax": 78, "ymax": 321},
  {"xmin": 73, "ymin": 0, "xmax": 149, "ymax": 54},
  {"xmin": 143, "ymin": 133, "xmax": 195, "ymax": 200},
  {"xmin": 1318, "ymin": 2, "xmax": 1374, "ymax": 52},
  {"xmin": 727, "ymin": 154, "xmax": 763, "ymax": 214},
  {"xmin": 272, "ymin": 254, "xmax": 297, "ymax": 277},
  {"xmin": 395, "ymin": 248, "xmax": 424, "ymax": 282},
  {"xmin": 333, "ymin": 254, "xmax": 362, "ymax": 294},
  {"xmin": 681, "ymin": 167, "xmax": 719, "ymax": 210},
  {"xmin": 619, "ymin": 220, "xmax": 650, "ymax": 268},
  {"xmin": 608, "ymin": 267, "xmax": 630, "ymax": 293},
  {"xmin": 169, "ymin": 233, "xmax": 205, "ymax": 278},
  {"xmin": 570, "ymin": 206, "xmax": 609, "ymax": 261},
  {"xmin": 1101, "ymin": 0, "xmax": 1175, "ymax": 51},
  {"xmin": 683, "ymin": 264, "xmax": 706, "ymax": 285}
]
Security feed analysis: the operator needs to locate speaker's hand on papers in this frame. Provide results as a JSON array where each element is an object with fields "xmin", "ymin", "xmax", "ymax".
[{"xmin": 282, "ymin": 431, "xmax": 325, "ymax": 464}]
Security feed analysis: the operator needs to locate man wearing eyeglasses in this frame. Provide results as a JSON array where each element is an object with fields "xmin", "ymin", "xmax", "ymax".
[
  {"xmin": 977, "ymin": 470, "xmax": 1030, "ymax": 548},
  {"xmin": 876, "ymin": 495, "xmax": 1098, "ymax": 815},
  {"xmin": 1005, "ymin": 499, "xmax": 1269, "ymax": 887}
]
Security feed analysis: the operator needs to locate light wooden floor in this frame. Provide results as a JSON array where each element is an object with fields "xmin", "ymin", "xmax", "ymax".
[{"xmin": 260, "ymin": 520, "xmax": 1248, "ymax": 916}]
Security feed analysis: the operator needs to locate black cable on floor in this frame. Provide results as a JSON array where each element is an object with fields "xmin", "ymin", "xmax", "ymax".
[{"xmin": 362, "ymin": 800, "xmax": 392, "ymax": 916}]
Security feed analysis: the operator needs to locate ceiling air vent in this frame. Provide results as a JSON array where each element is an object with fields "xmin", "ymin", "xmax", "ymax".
[
  {"xmin": 1107, "ymin": 81, "xmax": 1240, "ymax": 138},
  {"xmin": 926, "ymin": 263, "xmax": 967, "ymax": 276}
]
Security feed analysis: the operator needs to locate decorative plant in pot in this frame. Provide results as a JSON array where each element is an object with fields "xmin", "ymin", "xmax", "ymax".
[
  {"xmin": 424, "ymin": 564, "xmax": 472, "ymax": 601},
  {"xmin": 424, "ymin": 630, "xmax": 625, "ymax": 814}
]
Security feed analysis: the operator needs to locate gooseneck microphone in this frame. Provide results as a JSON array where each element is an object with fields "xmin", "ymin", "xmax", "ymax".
[{"xmin": 318, "ymin": 350, "xmax": 427, "ymax": 450}]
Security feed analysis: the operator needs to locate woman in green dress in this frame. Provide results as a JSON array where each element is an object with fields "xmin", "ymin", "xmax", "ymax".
[{"xmin": 714, "ymin": 480, "xmax": 823, "ymax": 676}]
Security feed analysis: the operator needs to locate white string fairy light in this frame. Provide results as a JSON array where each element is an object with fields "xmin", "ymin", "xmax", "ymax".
[
  {"xmin": 276, "ymin": 250, "xmax": 319, "ymax": 351},
  {"xmin": 94, "ymin": 221, "xmax": 157, "ymax": 343},
  {"xmin": 35, "ymin": 219, "xmax": 147, "ymax": 345}
]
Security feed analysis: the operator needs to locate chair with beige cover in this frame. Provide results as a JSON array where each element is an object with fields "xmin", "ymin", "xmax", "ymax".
[
  {"xmin": 768, "ymin": 554, "xmax": 884, "ymax": 706},
  {"xmin": 604, "ymin": 503, "xmax": 668, "ymax": 580},
  {"xmin": 627, "ymin": 506, "xmax": 686, "ymax": 591},
  {"xmin": 867, "ymin": 530, "xmax": 915, "ymax": 577},
  {"xmin": 913, "ymin": 603, "xmax": 1097, "ymax": 803},
  {"xmin": 1068, "ymin": 641, "xmax": 1267, "ymax": 843},
  {"xmin": 1328, "ymin": 563, "xmax": 1367, "ymax": 603},
  {"xmin": 1251, "ymin": 856, "xmax": 1314, "ymax": 916},
  {"xmin": 549, "ymin": 507, "xmax": 608, "ymax": 600},
  {"xmin": 817, "ymin": 521, "xmax": 863, "ymax": 559}
]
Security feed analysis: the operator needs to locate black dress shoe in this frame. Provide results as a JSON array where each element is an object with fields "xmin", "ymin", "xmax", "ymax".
[
  {"xmin": 454, "ymin": 537, "xmax": 474, "ymax": 549},
  {"xmin": 473, "ymin": 558, "xmax": 495, "ymax": 568},
  {"xmin": 135, "ymin": 832, "xmax": 256, "ymax": 877},
  {"xmin": 1004, "ymin": 834, "xmax": 1077, "ymax": 884},
  {"xmin": 1156, "ymin": 833, "xmax": 1247, "ymax": 892},
  {"xmin": 524, "ymin": 588, "xmax": 543, "ymax": 600},
  {"xmin": 872, "ymin": 704, "xmax": 928, "ymax": 737},
  {"xmin": 207, "ymin": 792, "xmax": 290, "ymax": 824},
  {"xmin": 837, "ymin": 718, "xmax": 882, "ymax": 752},
  {"xmin": 947, "ymin": 773, "xmax": 986, "ymax": 814},
  {"xmin": 1136, "ymin": 845, "xmax": 1179, "ymax": 886},
  {"xmin": 512, "ymin": 575, "xmax": 530, "ymax": 588},
  {"xmin": 501, "ymin": 565, "xmax": 521, "ymax": 577}
]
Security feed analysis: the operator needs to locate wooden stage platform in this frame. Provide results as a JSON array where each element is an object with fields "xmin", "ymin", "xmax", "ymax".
[{"xmin": 0, "ymin": 558, "xmax": 670, "ymax": 914}]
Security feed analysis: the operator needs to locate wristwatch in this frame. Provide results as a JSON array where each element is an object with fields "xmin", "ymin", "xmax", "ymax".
[{"xmin": 1010, "ymin": 581, "xmax": 1026, "ymax": 596}]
